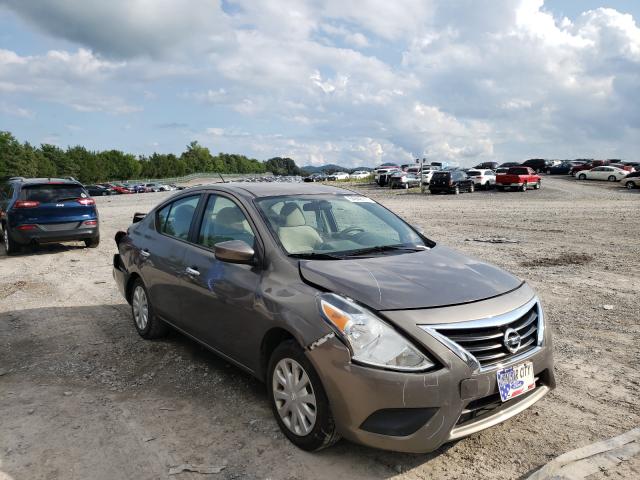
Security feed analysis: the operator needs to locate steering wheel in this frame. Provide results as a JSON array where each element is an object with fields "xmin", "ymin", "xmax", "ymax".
[{"xmin": 338, "ymin": 226, "xmax": 365, "ymax": 239}]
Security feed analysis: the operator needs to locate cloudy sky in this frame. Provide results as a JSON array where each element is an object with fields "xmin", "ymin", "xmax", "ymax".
[{"xmin": 0, "ymin": 0, "xmax": 639, "ymax": 167}]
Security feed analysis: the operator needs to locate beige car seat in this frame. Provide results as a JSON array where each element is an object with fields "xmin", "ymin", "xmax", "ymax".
[{"xmin": 277, "ymin": 203, "xmax": 321, "ymax": 253}]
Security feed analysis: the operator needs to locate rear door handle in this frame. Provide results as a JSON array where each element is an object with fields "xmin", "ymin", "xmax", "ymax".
[
  {"xmin": 185, "ymin": 267, "xmax": 200, "ymax": 276},
  {"xmin": 140, "ymin": 249, "xmax": 150, "ymax": 258}
]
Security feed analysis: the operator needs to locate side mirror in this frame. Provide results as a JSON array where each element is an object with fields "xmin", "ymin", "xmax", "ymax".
[{"xmin": 214, "ymin": 240, "xmax": 255, "ymax": 264}]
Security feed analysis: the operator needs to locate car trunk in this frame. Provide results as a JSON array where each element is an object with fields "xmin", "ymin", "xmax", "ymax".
[{"xmin": 14, "ymin": 184, "xmax": 95, "ymax": 226}]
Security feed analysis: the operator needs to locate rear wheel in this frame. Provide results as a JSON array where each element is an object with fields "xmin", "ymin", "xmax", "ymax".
[
  {"xmin": 521, "ymin": 183, "xmax": 527, "ymax": 192},
  {"xmin": 2, "ymin": 224, "xmax": 19, "ymax": 255},
  {"xmin": 626, "ymin": 181, "xmax": 636, "ymax": 189},
  {"xmin": 130, "ymin": 279, "xmax": 169, "ymax": 339},
  {"xmin": 84, "ymin": 236, "xmax": 100, "ymax": 248},
  {"xmin": 608, "ymin": 175, "xmax": 617, "ymax": 182},
  {"xmin": 268, "ymin": 340, "xmax": 340, "ymax": 451},
  {"xmin": 578, "ymin": 174, "xmax": 587, "ymax": 180},
  {"xmin": 533, "ymin": 181, "xmax": 541, "ymax": 190}
]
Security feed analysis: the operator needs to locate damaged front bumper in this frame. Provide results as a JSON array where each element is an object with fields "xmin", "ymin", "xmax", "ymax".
[{"xmin": 305, "ymin": 285, "xmax": 555, "ymax": 453}]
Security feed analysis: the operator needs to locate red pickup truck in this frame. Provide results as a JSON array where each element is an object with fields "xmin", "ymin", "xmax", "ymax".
[{"xmin": 496, "ymin": 167, "xmax": 541, "ymax": 191}]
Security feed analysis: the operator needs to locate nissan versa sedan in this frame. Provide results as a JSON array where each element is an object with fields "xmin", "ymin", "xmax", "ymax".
[{"xmin": 112, "ymin": 183, "xmax": 554, "ymax": 453}]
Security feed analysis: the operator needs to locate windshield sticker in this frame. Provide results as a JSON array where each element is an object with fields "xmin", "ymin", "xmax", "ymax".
[{"xmin": 344, "ymin": 195, "xmax": 374, "ymax": 203}]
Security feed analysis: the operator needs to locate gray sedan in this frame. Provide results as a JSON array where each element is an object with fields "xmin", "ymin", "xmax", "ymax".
[{"xmin": 113, "ymin": 182, "xmax": 554, "ymax": 453}]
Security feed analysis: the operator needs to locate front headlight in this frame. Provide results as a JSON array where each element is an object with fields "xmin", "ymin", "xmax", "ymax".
[{"xmin": 318, "ymin": 293, "xmax": 434, "ymax": 372}]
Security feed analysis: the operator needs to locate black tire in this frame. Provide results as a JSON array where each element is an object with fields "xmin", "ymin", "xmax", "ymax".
[
  {"xmin": 403, "ymin": 183, "xmax": 409, "ymax": 190},
  {"xmin": 130, "ymin": 278, "xmax": 169, "ymax": 339},
  {"xmin": 2, "ymin": 224, "xmax": 20, "ymax": 255},
  {"xmin": 454, "ymin": 185, "xmax": 460, "ymax": 195},
  {"xmin": 521, "ymin": 183, "xmax": 527, "ymax": 192},
  {"xmin": 84, "ymin": 236, "xmax": 100, "ymax": 248},
  {"xmin": 626, "ymin": 181, "xmax": 636, "ymax": 189},
  {"xmin": 469, "ymin": 184, "xmax": 475, "ymax": 193},
  {"xmin": 533, "ymin": 181, "xmax": 541, "ymax": 190},
  {"xmin": 608, "ymin": 175, "xmax": 617, "ymax": 182},
  {"xmin": 578, "ymin": 174, "xmax": 587, "ymax": 180},
  {"xmin": 497, "ymin": 186, "xmax": 504, "ymax": 191},
  {"xmin": 267, "ymin": 340, "xmax": 340, "ymax": 452}
]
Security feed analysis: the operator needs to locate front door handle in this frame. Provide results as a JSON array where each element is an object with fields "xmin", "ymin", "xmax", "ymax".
[
  {"xmin": 140, "ymin": 249, "xmax": 150, "ymax": 258},
  {"xmin": 185, "ymin": 267, "xmax": 200, "ymax": 276}
]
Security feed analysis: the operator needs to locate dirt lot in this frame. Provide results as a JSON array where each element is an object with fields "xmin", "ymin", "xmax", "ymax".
[{"xmin": 1, "ymin": 176, "xmax": 639, "ymax": 480}]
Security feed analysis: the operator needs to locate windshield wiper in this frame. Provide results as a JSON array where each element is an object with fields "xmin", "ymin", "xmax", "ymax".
[
  {"xmin": 289, "ymin": 252, "xmax": 345, "ymax": 260},
  {"xmin": 55, "ymin": 197, "xmax": 80, "ymax": 202},
  {"xmin": 341, "ymin": 244, "xmax": 426, "ymax": 257}
]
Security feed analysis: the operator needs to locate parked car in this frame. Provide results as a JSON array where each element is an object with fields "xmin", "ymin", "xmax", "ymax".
[
  {"xmin": 328, "ymin": 172, "xmax": 349, "ymax": 181},
  {"xmin": 473, "ymin": 161, "xmax": 499, "ymax": 170},
  {"xmin": 103, "ymin": 183, "xmax": 131, "ymax": 194},
  {"xmin": 429, "ymin": 170, "xmax": 475, "ymax": 194},
  {"xmin": 112, "ymin": 182, "xmax": 554, "ymax": 453},
  {"xmin": 546, "ymin": 162, "xmax": 574, "ymax": 175},
  {"xmin": 496, "ymin": 167, "xmax": 541, "ymax": 191},
  {"xmin": 609, "ymin": 163, "xmax": 635, "ymax": 172},
  {"xmin": 495, "ymin": 167, "xmax": 509, "ymax": 175},
  {"xmin": 85, "ymin": 184, "xmax": 115, "ymax": 196},
  {"xmin": 144, "ymin": 183, "xmax": 162, "ymax": 192},
  {"xmin": 374, "ymin": 167, "xmax": 400, "ymax": 186},
  {"xmin": 304, "ymin": 173, "xmax": 325, "ymax": 182},
  {"xmin": 0, "ymin": 177, "xmax": 99, "ymax": 254},
  {"xmin": 129, "ymin": 184, "xmax": 149, "ymax": 193},
  {"xmin": 621, "ymin": 171, "xmax": 640, "ymax": 189},
  {"xmin": 498, "ymin": 162, "xmax": 522, "ymax": 168},
  {"xmin": 576, "ymin": 166, "xmax": 628, "ymax": 182},
  {"xmin": 169, "ymin": 184, "xmax": 186, "ymax": 191},
  {"xmin": 466, "ymin": 169, "xmax": 496, "ymax": 189},
  {"xmin": 349, "ymin": 170, "xmax": 371, "ymax": 180},
  {"xmin": 521, "ymin": 159, "xmax": 553, "ymax": 173},
  {"xmin": 389, "ymin": 172, "xmax": 421, "ymax": 189}
]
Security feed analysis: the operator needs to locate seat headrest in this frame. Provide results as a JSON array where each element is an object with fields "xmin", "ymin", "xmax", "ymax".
[
  {"xmin": 280, "ymin": 203, "xmax": 306, "ymax": 227},
  {"xmin": 216, "ymin": 206, "xmax": 246, "ymax": 226}
]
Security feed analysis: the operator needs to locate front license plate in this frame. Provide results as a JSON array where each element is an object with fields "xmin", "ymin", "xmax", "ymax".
[{"xmin": 496, "ymin": 361, "xmax": 535, "ymax": 402}]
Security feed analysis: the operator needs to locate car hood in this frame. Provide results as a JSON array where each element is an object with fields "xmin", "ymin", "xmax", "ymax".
[{"xmin": 299, "ymin": 246, "xmax": 523, "ymax": 311}]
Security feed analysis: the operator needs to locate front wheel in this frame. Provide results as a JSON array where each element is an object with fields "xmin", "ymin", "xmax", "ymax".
[
  {"xmin": 469, "ymin": 184, "xmax": 475, "ymax": 193},
  {"xmin": 533, "ymin": 181, "xmax": 541, "ymax": 190},
  {"xmin": 608, "ymin": 175, "xmax": 617, "ymax": 182},
  {"xmin": 521, "ymin": 183, "xmax": 527, "ymax": 192},
  {"xmin": 626, "ymin": 181, "xmax": 636, "ymax": 189},
  {"xmin": 578, "ymin": 174, "xmax": 587, "ymax": 180},
  {"xmin": 268, "ymin": 340, "xmax": 340, "ymax": 451},
  {"xmin": 130, "ymin": 279, "xmax": 169, "ymax": 339}
]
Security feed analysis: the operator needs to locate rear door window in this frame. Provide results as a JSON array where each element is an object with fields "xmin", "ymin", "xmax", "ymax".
[
  {"xmin": 19, "ymin": 184, "xmax": 87, "ymax": 202},
  {"xmin": 157, "ymin": 195, "xmax": 201, "ymax": 240}
]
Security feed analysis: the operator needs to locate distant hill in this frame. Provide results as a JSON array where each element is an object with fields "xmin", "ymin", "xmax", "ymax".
[{"xmin": 301, "ymin": 164, "xmax": 374, "ymax": 174}]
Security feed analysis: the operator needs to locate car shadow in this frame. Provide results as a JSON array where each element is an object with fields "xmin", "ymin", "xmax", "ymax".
[
  {"xmin": 1, "ymin": 242, "xmax": 87, "ymax": 257},
  {"xmin": 0, "ymin": 303, "xmax": 463, "ymax": 477}
]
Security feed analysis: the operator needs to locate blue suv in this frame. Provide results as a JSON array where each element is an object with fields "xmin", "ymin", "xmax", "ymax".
[{"xmin": 0, "ymin": 177, "xmax": 100, "ymax": 255}]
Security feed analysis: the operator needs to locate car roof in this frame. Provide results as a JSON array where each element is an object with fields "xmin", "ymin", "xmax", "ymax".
[
  {"xmin": 9, "ymin": 177, "xmax": 81, "ymax": 185},
  {"xmin": 186, "ymin": 181, "xmax": 355, "ymax": 198}
]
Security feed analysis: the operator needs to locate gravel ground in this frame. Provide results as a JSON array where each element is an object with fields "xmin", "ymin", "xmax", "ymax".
[{"xmin": 1, "ymin": 175, "xmax": 639, "ymax": 480}]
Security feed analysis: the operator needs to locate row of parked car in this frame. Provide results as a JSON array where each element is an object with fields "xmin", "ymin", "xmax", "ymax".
[
  {"xmin": 83, "ymin": 182, "xmax": 186, "ymax": 196},
  {"xmin": 370, "ymin": 158, "xmax": 639, "ymax": 193},
  {"xmin": 304, "ymin": 170, "xmax": 371, "ymax": 182}
]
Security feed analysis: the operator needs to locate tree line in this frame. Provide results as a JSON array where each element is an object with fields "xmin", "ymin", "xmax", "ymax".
[{"xmin": 0, "ymin": 132, "xmax": 301, "ymax": 183}]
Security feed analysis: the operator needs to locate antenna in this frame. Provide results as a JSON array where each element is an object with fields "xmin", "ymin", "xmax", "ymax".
[{"xmin": 218, "ymin": 173, "xmax": 226, "ymax": 183}]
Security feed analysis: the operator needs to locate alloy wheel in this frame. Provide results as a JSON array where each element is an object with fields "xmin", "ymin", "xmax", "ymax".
[
  {"xmin": 272, "ymin": 358, "xmax": 317, "ymax": 436},
  {"xmin": 132, "ymin": 286, "xmax": 149, "ymax": 330}
]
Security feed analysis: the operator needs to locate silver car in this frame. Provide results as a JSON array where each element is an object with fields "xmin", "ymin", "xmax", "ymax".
[{"xmin": 113, "ymin": 183, "xmax": 555, "ymax": 453}]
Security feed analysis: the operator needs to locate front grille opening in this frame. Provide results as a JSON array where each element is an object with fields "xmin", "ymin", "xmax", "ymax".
[
  {"xmin": 456, "ymin": 375, "xmax": 546, "ymax": 426},
  {"xmin": 437, "ymin": 304, "xmax": 539, "ymax": 368}
]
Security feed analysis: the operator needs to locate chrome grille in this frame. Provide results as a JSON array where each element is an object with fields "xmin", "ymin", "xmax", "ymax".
[{"xmin": 423, "ymin": 299, "xmax": 542, "ymax": 370}]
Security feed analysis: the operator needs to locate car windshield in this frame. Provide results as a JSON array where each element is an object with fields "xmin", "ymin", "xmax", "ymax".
[
  {"xmin": 467, "ymin": 170, "xmax": 481, "ymax": 176},
  {"xmin": 255, "ymin": 194, "xmax": 429, "ymax": 258},
  {"xmin": 19, "ymin": 184, "xmax": 86, "ymax": 202}
]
